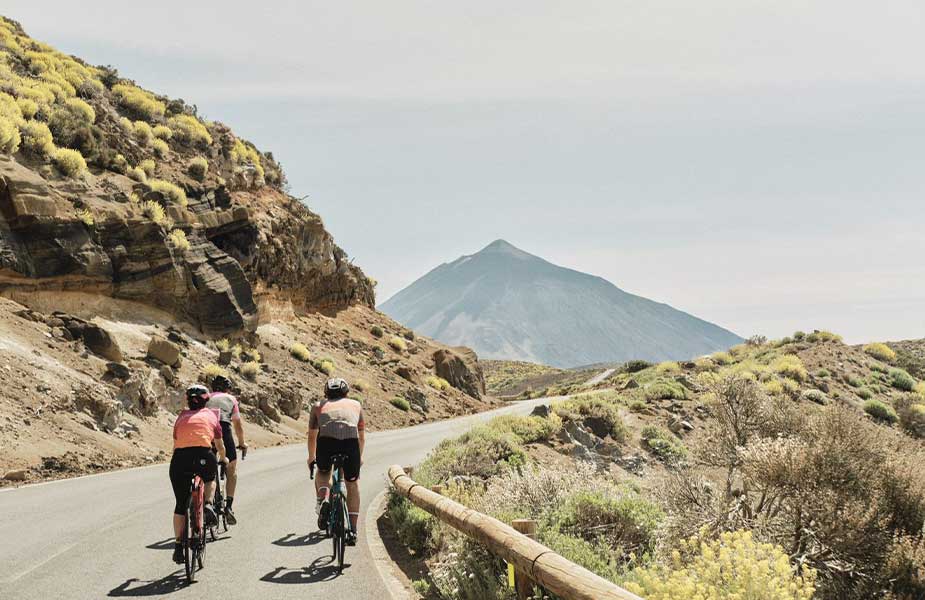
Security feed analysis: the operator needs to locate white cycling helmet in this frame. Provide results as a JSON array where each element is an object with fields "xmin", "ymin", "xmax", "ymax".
[{"xmin": 324, "ymin": 377, "xmax": 349, "ymax": 399}]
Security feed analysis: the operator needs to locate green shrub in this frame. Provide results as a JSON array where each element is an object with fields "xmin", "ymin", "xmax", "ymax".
[
  {"xmin": 816, "ymin": 368, "xmax": 831, "ymax": 378},
  {"xmin": 390, "ymin": 397, "xmax": 410, "ymax": 411},
  {"xmin": 52, "ymin": 147, "xmax": 86, "ymax": 176},
  {"xmin": 152, "ymin": 124, "xmax": 172, "ymax": 139},
  {"xmin": 77, "ymin": 208, "xmax": 94, "ymax": 226},
  {"xmin": 241, "ymin": 361, "xmax": 260, "ymax": 381},
  {"xmin": 388, "ymin": 336, "xmax": 407, "ymax": 352},
  {"xmin": 711, "ymin": 351, "xmax": 734, "ymax": 366},
  {"xmin": 138, "ymin": 158, "xmax": 155, "ymax": 177},
  {"xmin": 865, "ymin": 343, "xmax": 897, "ymax": 363},
  {"xmin": 411, "ymin": 580, "xmax": 431, "ymax": 596},
  {"xmin": 353, "ymin": 380, "xmax": 368, "ymax": 392},
  {"xmin": 890, "ymin": 368, "xmax": 916, "ymax": 392},
  {"xmin": 132, "ymin": 120, "xmax": 153, "ymax": 145},
  {"xmin": 387, "ymin": 493, "xmax": 434, "ymax": 555},
  {"xmin": 847, "ymin": 376, "xmax": 863, "ymax": 388},
  {"xmin": 548, "ymin": 489, "xmax": 663, "ymax": 556},
  {"xmin": 801, "ymin": 389, "xmax": 827, "ymax": 404},
  {"xmin": 188, "ymin": 156, "xmax": 208, "ymax": 180},
  {"xmin": 418, "ymin": 425, "xmax": 527, "ymax": 484},
  {"xmin": 313, "ymin": 358, "xmax": 335, "ymax": 376},
  {"xmin": 19, "ymin": 119, "xmax": 53, "ymax": 155},
  {"xmin": 167, "ymin": 229, "xmax": 189, "ymax": 251},
  {"xmin": 289, "ymin": 342, "xmax": 310, "ymax": 362},
  {"xmin": 771, "ymin": 354, "xmax": 808, "ymax": 382},
  {"xmin": 622, "ymin": 359, "xmax": 652, "ymax": 373},
  {"xmin": 655, "ymin": 361, "xmax": 680, "ymax": 374},
  {"xmin": 169, "ymin": 114, "xmax": 212, "ymax": 146},
  {"xmin": 763, "ymin": 379, "xmax": 785, "ymax": 395},
  {"xmin": 128, "ymin": 165, "xmax": 146, "ymax": 182},
  {"xmin": 645, "ymin": 380, "xmax": 687, "ymax": 401},
  {"xmin": 864, "ymin": 399, "xmax": 898, "ymax": 424},
  {"xmin": 640, "ymin": 425, "xmax": 687, "ymax": 463},
  {"xmin": 793, "ymin": 330, "xmax": 807, "ymax": 341},
  {"xmin": 896, "ymin": 399, "xmax": 925, "ymax": 438},
  {"xmin": 152, "ymin": 138, "xmax": 169, "ymax": 158},
  {"xmin": 64, "ymin": 97, "xmax": 94, "ymax": 123},
  {"xmin": 807, "ymin": 330, "xmax": 842, "ymax": 343},
  {"xmin": 858, "ymin": 388, "xmax": 873, "ymax": 400},
  {"xmin": 425, "ymin": 375, "xmax": 451, "ymax": 391},
  {"xmin": 623, "ymin": 530, "xmax": 816, "ymax": 600},
  {"xmin": 488, "ymin": 414, "xmax": 561, "ymax": 444},
  {"xmin": 112, "ymin": 83, "xmax": 165, "ymax": 120},
  {"xmin": 146, "ymin": 179, "xmax": 187, "ymax": 207},
  {"xmin": 553, "ymin": 394, "xmax": 627, "ymax": 442},
  {"xmin": 370, "ymin": 325, "xmax": 384, "ymax": 338},
  {"xmin": 140, "ymin": 200, "xmax": 167, "ymax": 226},
  {"xmin": 202, "ymin": 363, "xmax": 228, "ymax": 379}
]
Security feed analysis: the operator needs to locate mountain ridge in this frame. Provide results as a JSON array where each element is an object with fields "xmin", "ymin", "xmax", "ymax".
[{"xmin": 381, "ymin": 239, "xmax": 743, "ymax": 367}]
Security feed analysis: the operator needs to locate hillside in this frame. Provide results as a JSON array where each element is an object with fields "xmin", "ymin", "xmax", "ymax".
[
  {"xmin": 388, "ymin": 332, "xmax": 925, "ymax": 600},
  {"xmin": 0, "ymin": 17, "xmax": 495, "ymax": 484},
  {"xmin": 380, "ymin": 239, "xmax": 743, "ymax": 368}
]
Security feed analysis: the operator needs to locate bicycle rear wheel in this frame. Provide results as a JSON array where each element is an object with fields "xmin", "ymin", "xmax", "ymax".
[
  {"xmin": 184, "ymin": 510, "xmax": 195, "ymax": 583},
  {"xmin": 334, "ymin": 496, "xmax": 348, "ymax": 572}
]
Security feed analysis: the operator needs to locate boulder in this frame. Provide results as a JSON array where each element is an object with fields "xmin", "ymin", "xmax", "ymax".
[
  {"xmin": 395, "ymin": 364, "xmax": 416, "ymax": 383},
  {"xmin": 257, "ymin": 392, "xmax": 282, "ymax": 423},
  {"xmin": 105, "ymin": 362, "xmax": 131, "ymax": 381},
  {"xmin": 82, "ymin": 323, "xmax": 123, "ymax": 362},
  {"xmin": 583, "ymin": 415, "xmax": 611, "ymax": 439},
  {"xmin": 3, "ymin": 469, "xmax": 28, "ymax": 481},
  {"xmin": 432, "ymin": 347, "xmax": 486, "ymax": 398},
  {"xmin": 277, "ymin": 388, "xmax": 303, "ymax": 420},
  {"xmin": 404, "ymin": 389, "xmax": 429, "ymax": 414},
  {"xmin": 147, "ymin": 336, "xmax": 181, "ymax": 367},
  {"xmin": 530, "ymin": 404, "xmax": 551, "ymax": 418},
  {"xmin": 563, "ymin": 420, "xmax": 601, "ymax": 450}
]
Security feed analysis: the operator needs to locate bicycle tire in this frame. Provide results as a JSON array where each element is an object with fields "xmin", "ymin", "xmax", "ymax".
[
  {"xmin": 196, "ymin": 527, "xmax": 205, "ymax": 570},
  {"xmin": 336, "ymin": 496, "xmax": 348, "ymax": 572},
  {"xmin": 185, "ymin": 506, "xmax": 196, "ymax": 583}
]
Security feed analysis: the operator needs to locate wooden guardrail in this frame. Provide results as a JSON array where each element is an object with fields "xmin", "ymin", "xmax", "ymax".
[{"xmin": 388, "ymin": 465, "xmax": 644, "ymax": 600}]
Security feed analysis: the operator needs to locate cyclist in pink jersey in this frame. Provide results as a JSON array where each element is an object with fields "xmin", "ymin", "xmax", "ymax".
[{"xmin": 169, "ymin": 384, "xmax": 227, "ymax": 564}]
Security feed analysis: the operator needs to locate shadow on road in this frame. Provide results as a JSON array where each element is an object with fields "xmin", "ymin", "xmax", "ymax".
[
  {"xmin": 145, "ymin": 539, "xmax": 175, "ymax": 550},
  {"xmin": 272, "ymin": 531, "xmax": 326, "ymax": 547},
  {"xmin": 260, "ymin": 557, "xmax": 348, "ymax": 584},
  {"xmin": 108, "ymin": 572, "xmax": 188, "ymax": 596}
]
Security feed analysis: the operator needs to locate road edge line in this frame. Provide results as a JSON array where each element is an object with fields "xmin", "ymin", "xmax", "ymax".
[{"xmin": 365, "ymin": 488, "xmax": 413, "ymax": 600}]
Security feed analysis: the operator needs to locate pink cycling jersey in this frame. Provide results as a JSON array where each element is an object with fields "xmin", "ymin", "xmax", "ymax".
[{"xmin": 173, "ymin": 407, "xmax": 222, "ymax": 449}]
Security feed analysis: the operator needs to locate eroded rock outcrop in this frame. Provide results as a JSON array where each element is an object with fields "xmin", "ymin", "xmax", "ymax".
[{"xmin": 433, "ymin": 347, "xmax": 486, "ymax": 398}]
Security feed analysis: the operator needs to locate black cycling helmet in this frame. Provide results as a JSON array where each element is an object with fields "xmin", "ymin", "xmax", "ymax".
[
  {"xmin": 324, "ymin": 377, "xmax": 349, "ymax": 400},
  {"xmin": 186, "ymin": 384, "xmax": 210, "ymax": 409},
  {"xmin": 211, "ymin": 375, "xmax": 232, "ymax": 393}
]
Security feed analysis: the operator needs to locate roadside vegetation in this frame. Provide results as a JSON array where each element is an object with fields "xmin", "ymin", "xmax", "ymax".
[{"xmin": 389, "ymin": 331, "xmax": 925, "ymax": 600}]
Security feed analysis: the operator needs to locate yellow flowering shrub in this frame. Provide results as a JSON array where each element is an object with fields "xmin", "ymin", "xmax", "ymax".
[
  {"xmin": 152, "ymin": 124, "xmax": 172, "ymax": 139},
  {"xmin": 138, "ymin": 158, "xmax": 155, "ymax": 177},
  {"xmin": 140, "ymin": 200, "xmax": 167, "ymax": 226},
  {"xmin": 770, "ymin": 355, "xmax": 807, "ymax": 382},
  {"xmin": 132, "ymin": 120, "xmax": 153, "ymax": 145},
  {"xmin": 51, "ymin": 147, "xmax": 86, "ymax": 177},
  {"xmin": 167, "ymin": 228, "xmax": 190, "ymax": 251},
  {"xmin": 864, "ymin": 342, "xmax": 896, "ymax": 363},
  {"xmin": 146, "ymin": 179, "xmax": 187, "ymax": 207},
  {"xmin": 64, "ymin": 97, "xmax": 94, "ymax": 123},
  {"xmin": 19, "ymin": 119, "xmax": 53, "ymax": 155},
  {"xmin": 152, "ymin": 138, "xmax": 169, "ymax": 158},
  {"xmin": 169, "ymin": 114, "xmax": 212, "ymax": 146},
  {"xmin": 111, "ymin": 83, "xmax": 165, "ymax": 120},
  {"xmin": 623, "ymin": 530, "xmax": 816, "ymax": 600}
]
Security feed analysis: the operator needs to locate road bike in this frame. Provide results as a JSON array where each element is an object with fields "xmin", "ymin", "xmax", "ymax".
[
  {"xmin": 182, "ymin": 475, "xmax": 207, "ymax": 583},
  {"xmin": 310, "ymin": 454, "xmax": 351, "ymax": 573}
]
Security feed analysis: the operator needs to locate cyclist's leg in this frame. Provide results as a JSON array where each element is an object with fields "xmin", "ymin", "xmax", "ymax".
[
  {"xmin": 169, "ymin": 450, "xmax": 192, "ymax": 561},
  {"xmin": 314, "ymin": 436, "xmax": 334, "ymax": 503},
  {"xmin": 344, "ymin": 438, "xmax": 362, "ymax": 535},
  {"xmin": 196, "ymin": 449, "xmax": 218, "ymax": 524},
  {"xmin": 221, "ymin": 422, "xmax": 238, "ymax": 501}
]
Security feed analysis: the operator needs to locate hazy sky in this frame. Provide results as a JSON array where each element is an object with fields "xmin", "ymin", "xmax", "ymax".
[{"xmin": 6, "ymin": 2, "xmax": 924, "ymax": 343}]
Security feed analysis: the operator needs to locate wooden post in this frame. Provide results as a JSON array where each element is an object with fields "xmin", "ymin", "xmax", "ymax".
[
  {"xmin": 512, "ymin": 519, "xmax": 538, "ymax": 600},
  {"xmin": 403, "ymin": 465, "xmax": 414, "ymax": 478}
]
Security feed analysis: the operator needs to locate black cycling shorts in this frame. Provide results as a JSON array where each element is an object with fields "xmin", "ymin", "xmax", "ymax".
[
  {"xmin": 169, "ymin": 447, "xmax": 217, "ymax": 515},
  {"xmin": 315, "ymin": 437, "xmax": 361, "ymax": 482},
  {"xmin": 220, "ymin": 421, "xmax": 237, "ymax": 462}
]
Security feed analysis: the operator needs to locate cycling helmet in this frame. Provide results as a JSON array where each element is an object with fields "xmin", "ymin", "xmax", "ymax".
[
  {"xmin": 324, "ymin": 377, "xmax": 349, "ymax": 400},
  {"xmin": 211, "ymin": 375, "xmax": 232, "ymax": 393},
  {"xmin": 186, "ymin": 384, "xmax": 210, "ymax": 409}
]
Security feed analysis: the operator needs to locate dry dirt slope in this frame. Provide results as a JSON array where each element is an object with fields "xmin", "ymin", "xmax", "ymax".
[{"xmin": 0, "ymin": 18, "xmax": 496, "ymax": 486}]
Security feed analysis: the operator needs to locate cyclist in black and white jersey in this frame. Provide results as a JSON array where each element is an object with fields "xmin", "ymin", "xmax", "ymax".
[{"xmin": 206, "ymin": 375, "xmax": 247, "ymax": 525}]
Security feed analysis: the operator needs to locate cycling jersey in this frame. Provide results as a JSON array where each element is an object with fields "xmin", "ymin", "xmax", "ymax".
[
  {"xmin": 309, "ymin": 398, "xmax": 365, "ymax": 440},
  {"xmin": 174, "ymin": 407, "xmax": 222, "ymax": 449},
  {"xmin": 206, "ymin": 392, "xmax": 240, "ymax": 424}
]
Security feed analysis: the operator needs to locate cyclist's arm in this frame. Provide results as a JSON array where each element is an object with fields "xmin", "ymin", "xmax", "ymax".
[
  {"xmin": 233, "ymin": 417, "xmax": 246, "ymax": 448},
  {"xmin": 212, "ymin": 417, "xmax": 227, "ymax": 463},
  {"xmin": 358, "ymin": 428, "xmax": 365, "ymax": 463},
  {"xmin": 307, "ymin": 427, "xmax": 318, "ymax": 463}
]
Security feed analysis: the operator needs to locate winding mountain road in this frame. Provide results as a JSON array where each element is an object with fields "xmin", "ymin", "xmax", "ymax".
[{"xmin": 0, "ymin": 398, "xmax": 550, "ymax": 600}]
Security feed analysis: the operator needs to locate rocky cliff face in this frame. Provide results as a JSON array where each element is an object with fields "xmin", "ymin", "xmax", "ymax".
[{"xmin": 0, "ymin": 16, "xmax": 374, "ymax": 334}]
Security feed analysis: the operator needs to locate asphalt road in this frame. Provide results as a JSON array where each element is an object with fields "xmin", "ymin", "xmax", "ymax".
[{"xmin": 0, "ymin": 398, "xmax": 551, "ymax": 600}]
